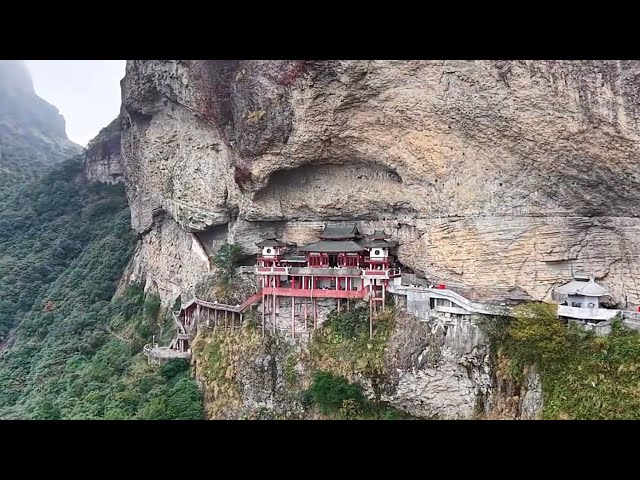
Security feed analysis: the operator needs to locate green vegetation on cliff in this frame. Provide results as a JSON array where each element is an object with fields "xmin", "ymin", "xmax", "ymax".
[
  {"xmin": 306, "ymin": 307, "xmax": 415, "ymax": 420},
  {"xmin": 486, "ymin": 302, "xmax": 640, "ymax": 420},
  {"xmin": 309, "ymin": 305, "xmax": 394, "ymax": 395},
  {"xmin": 0, "ymin": 157, "xmax": 203, "ymax": 419},
  {"xmin": 0, "ymin": 157, "xmax": 128, "ymax": 341},
  {"xmin": 212, "ymin": 243, "xmax": 245, "ymax": 284}
]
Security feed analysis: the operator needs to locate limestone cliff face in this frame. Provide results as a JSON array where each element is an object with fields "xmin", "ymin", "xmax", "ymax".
[
  {"xmin": 121, "ymin": 60, "xmax": 640, "ymax": 309},
  {"xmin": 83, "ymin": 117, "xmax": 124, "ymax": 184}
]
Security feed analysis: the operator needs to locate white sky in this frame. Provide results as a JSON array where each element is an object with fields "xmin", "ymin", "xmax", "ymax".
[{"xmin": 24, "ymin": 60, "xmax": 126, "ymax": 147}]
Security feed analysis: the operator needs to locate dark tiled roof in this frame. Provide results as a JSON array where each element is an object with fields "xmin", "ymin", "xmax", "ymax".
[
  {"xmin": 299, "ymin": 240, "xmax": 365, "ymax": 253},
  {"xmin": 319, "ymin": 223, "xmax": 361, "ymax": 240}
]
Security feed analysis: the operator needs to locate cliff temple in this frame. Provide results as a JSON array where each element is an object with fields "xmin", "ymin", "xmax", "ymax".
[
  {"xmin": 256, "ymin": 223, "xmax": 402, "ymax": 337},
  {"xmin": 145, "ymin": 223, "xmax": 640, "ymax": 362}
]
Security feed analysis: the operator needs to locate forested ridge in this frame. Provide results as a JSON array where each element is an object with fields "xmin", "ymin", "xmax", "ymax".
[{"xmin": 0, "ymin": 157, "xmax": 203, "ymax": 419}]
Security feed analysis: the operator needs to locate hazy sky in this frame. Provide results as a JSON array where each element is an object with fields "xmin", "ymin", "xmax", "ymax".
[{"xmin": 25, "ymin": 60, "xmax": 126, "ymax": 147}]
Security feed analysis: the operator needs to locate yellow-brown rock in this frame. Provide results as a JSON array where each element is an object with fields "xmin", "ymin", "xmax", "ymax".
[{"xmin": 120, "ymin": 60, "xmax": 640, "ymax": 307}]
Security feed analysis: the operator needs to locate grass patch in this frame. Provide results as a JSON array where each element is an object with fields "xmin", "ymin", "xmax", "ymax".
[
  {"xmin": 309, "ymin": 305, "xmax": 394, "ymax": 398},
  {"xmin": 484, "ymin": 302, "xmax": 640, "ymax": 420}
]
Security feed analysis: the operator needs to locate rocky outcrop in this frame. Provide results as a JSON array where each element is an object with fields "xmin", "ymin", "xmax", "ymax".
[
  {"xmin": 123, "ymin": 216, "xmax": 210, "ymax": 303},
  {"xmin": 381, "ymin": 313, "xmax": 493, "ymax": 419},
  {"xmin": 83, "ymin": 117, "xmax": 123, "ymax": 184},
  {"xmin": 190, "ymin": 310, "xmax": 543, "ymax": 420},
  {"xmin": 121, "ymin": 60, "xmax": 640, "ymax": 309}
]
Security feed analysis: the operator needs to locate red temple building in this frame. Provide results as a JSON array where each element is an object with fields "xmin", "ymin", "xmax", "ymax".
[
  {"xmin": 255, "ymin": 223, "xmax": 401, "ymax": 337},
  {"xmin": 147, "ymin": 223, "xmax": 404, "ymax": 361}
]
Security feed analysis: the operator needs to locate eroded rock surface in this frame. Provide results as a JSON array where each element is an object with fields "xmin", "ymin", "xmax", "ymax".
[
  {"xmin": 120, "ymin": 60, "xmax": 640, "ymax": 308},
  {"xmin": 83, "ymin": 117, "xmax": 123, "ymax": 184}
]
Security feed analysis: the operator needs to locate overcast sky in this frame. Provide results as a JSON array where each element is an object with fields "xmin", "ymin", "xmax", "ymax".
[{"xmin": 25, "ymin": 60, "xmax": 126, "ymax": 147}]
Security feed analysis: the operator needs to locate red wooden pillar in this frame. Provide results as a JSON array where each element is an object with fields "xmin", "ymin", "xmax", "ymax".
[
  {"xmin": 291, "ymin": 297, "xmax": 295, "ymax": 338},
  {"xmin": 369, "ymin": 298, "xmax": 373, "ymax": 339},
  {"xmin": 272, "ymin": 293, "xmax": 277, "ymax": 334},
  {"xmin": 382, "ymin": 283, "xmax": 386, "ymax": 311},
  {"xmin": 261, "ymin": 294, "xmax": 265, "ymax": 338}
]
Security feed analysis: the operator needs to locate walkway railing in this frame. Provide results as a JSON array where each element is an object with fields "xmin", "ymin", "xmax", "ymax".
[
  {"xmin": 142, "ymin": 343, "xmax": 158, "ymax": 356},
  {"xmin": 388, "ymin": 284, "xmax": 508, "ymax": 316}
]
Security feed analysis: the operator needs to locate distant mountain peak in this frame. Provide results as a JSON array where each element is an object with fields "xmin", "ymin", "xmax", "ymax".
[
  {"xmin": 0, "ymin": 60, "xmax": 35, "ymax": 96},
  {"xmin": 0, "ymin": 60, "xmax": 82, "ymax": 188}
]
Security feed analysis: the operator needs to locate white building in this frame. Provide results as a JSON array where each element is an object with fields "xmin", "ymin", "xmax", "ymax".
[
  {"xmin": 555, "ymin": 276, "xmax": 619, "ymax": 322},
  {"xmin": 555, "ymin": 276, "xmax": 609, "ymax": 308}
]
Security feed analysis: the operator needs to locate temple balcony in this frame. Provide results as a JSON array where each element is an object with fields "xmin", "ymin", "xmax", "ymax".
[
  {"xmin": 364, "ymin": 257, "xmax": 389, "ymax": 264},
  {"xmin": 262, "ymin": 286, "xmax": 367, "ymax": 299},
  {"xmin": 289, "ymin": 266, "xmax": 363, "ymax": 277},
  {"xmin": 558, "ymin": 305, "xmax": 621, "ymax": 322},
  {"xmin": 256, "ymin": 265, "xmax": 291, "ymax": 275},
  {"xmin": 257, "ymin": 255, "xmax": 282, "ymax": 262}
]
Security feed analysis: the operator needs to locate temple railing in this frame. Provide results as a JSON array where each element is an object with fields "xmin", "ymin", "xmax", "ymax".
[
  {"xmin": 262, "ymin": 287, "xmax": 367, "ymax": 300},
  {"xmin": 558, "ymin": 305, "xmax": 621, "ymax": 321},
  {"xmin": 143, "ymin": 343, "xmax": 158, "ymax": 356}
]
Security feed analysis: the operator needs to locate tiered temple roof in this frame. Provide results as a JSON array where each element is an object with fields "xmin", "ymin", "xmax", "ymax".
[
  {"xmin": 299, "ymin": 223, "xmax": 365, "ymax": 253},
  {"xmin": 299, "ymin": 239, "xmax": 364, "ymax": 253},
  {"xmin": 555, "ymin": 277, "xmax": 610, "ymax": 297},
  {"xmin": 318, "ymin": 223, "xmax": 362, "ymax": 240},
  {"xmin": 260, "ymin": 224, "xmax": 399, "ymax": 254}
]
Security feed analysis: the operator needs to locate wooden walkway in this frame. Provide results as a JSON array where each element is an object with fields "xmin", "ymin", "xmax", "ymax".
[{"xmin": 145, "ymin": 283, "xmax": 387, "ymax": 361}]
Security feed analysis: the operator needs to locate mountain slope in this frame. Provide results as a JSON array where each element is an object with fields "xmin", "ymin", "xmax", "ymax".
[
  {"xmin": 0, "ymin": 156, "xmax": 203, "ymax": 419},
  {"xmin": 0, "ymin": 60, "xmax": 82, "ymax": 197},
  {"xmin": 0, "ymin": 63, "xmax": 203, "ymax": 420}
]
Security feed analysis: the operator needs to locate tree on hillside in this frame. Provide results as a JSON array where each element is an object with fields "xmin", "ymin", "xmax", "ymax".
[{"xmin": 212, "ymin": 243, "xmax": 245, "ymax": 284}]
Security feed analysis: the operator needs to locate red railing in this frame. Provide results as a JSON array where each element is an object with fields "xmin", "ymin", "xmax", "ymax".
[
  {"xmin": 257, "ymin": 266, "xmax": 290, "ymax": 274},
  {"xmin": 262, "ymin": 287, "xmax": 367, "ymax": 299},
  {"xmin": 363, "ymin": 270, "xmax": 387, "ymax": 276},
  {"xmin": 238, "ymin": 290, "xmax": 264, "ymax": 312}
]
